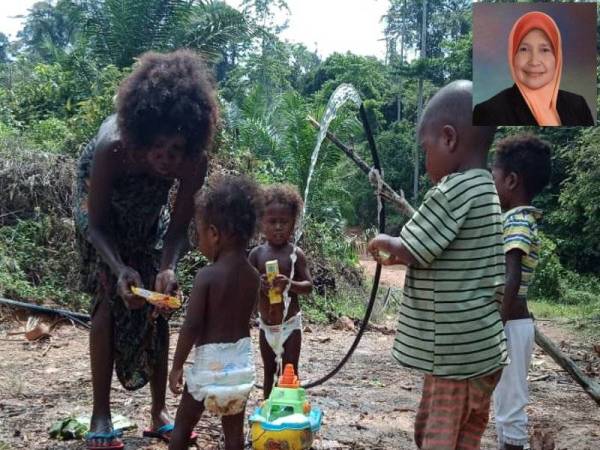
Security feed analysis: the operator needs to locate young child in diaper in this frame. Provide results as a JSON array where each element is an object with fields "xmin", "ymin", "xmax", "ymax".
[
  {"xmin": 168, "ymin": 175, "xmax": 263, "ymax": 450},
  {"xmin": 249, "ymin": 184, "xmax": 313, "ymax": 399}
]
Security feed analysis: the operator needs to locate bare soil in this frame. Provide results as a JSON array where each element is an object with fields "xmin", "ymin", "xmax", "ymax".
[{"xmin": 0, "ymin": 262, "xmax": 598, "ymax": 449}]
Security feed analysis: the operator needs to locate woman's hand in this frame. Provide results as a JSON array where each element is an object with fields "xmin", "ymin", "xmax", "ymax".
[
  {"xmin": 155, "ymin": 269, "xmax": 179, "ymax": 296},
  {"xmin": 169, "ymin": 367, "xmax": 184, "ymax": 395},
  {"xmin": 154, "ymin": 269, "xmax": 180, "ymax": 318},
  {"xmin": 116, "ymin": 266, "xmax": 145, "ymax": 309}
]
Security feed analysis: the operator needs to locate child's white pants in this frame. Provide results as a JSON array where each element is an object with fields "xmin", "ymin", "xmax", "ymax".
[{"xmin": 493, "ymin": 318, "xmax": 535, "ymax": 448}]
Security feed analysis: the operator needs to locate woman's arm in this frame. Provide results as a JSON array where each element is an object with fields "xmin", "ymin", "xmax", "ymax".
[
  {"xmin": 161, "ymin": 153, "xmax": 207, "ymax": 271},
  {"xmin": 87, "ymin": 140, "xmax": 145, "ymax": 308},
  {"xmin": 156, "ymin": 153, "xmax": 208, "ymax": 294},
  {"xmin": 87, "ymin": 141, "xmax": 125, "ymax": 275}
]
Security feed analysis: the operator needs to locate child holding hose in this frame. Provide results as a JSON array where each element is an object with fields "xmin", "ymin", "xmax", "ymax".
[{"xmin": 369, "ymin": 80, "xmax": 508, "ymax": 450}]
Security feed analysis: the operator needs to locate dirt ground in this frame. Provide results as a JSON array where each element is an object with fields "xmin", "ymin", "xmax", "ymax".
[{"xmin": 1, "ymin": 262, "xmax": 599, "ymax": 449}]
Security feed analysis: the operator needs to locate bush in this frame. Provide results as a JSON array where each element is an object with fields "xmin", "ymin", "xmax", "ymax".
[
  {"xmin": 0, "ymin": 145, "xmax": 75, "ymax": 224},
  {"xmin": 303, "ymin": 288, "xmax": 367, "ymax": 324},
  {"xmin": 529, "ymin": 233, "xmax": 563, "ymax": 301},
  {"xmin": 302, "ymin": 211, "xmax": 358, "ymax": 267},
  {"xmin": 0, "ymin": 214, "xmax": 89, "ymax": 311},
  {"xmin": 24, "ymin": 117, "xmax": 76, "ymax": 153},
  {"xmin": 530, "ymin": 233, "xmax": 600, "ymax": 307}
]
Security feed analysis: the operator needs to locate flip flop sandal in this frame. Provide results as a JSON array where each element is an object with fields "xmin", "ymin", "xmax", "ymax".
[
  {"xmin": 85, "ymin": 429, "xmax": 124, "ymax": 449},
  {"xmin": 142, "ymin": 423, "xmax": 198, "ymax": 443}
]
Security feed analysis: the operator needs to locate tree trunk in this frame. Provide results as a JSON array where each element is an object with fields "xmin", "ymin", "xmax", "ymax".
[{"xmin": 414, "ymin": 0, "xmax": 427, "ymax": 202}]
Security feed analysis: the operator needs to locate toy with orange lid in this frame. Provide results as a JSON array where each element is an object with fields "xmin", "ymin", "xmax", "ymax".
[{"xmin": 249, "ymin": 364, "xmax": 322, "ymax": 450}]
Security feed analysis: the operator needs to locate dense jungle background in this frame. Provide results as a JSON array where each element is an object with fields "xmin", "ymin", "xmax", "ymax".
[{"xmin": 0, "ymin": 0, "xmax": 599, "ymax": 332}]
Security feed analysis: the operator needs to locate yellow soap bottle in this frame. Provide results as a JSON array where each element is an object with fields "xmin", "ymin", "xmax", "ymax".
[{"xmin": 265, "ymin": 260, "xmax": 282, "ymax": 304}]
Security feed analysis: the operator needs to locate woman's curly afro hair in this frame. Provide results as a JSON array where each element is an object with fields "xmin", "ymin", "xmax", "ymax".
[{"xmin": 117, "ymin": 49, "xmax": 219, "ymax": 156}]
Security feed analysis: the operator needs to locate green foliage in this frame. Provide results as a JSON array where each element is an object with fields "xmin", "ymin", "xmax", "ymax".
[
  {"xmin": 0, "ymin": 33, "xmax": 9, "ymax": 63},
  {"xmin": 0, "ymin": 0, "xmax": 598, "ymax": 324},
  {"xmin": 8, "ymin": 62, "xmax": 74, "ymax": 124},
  {"xmin": 548, "ymin": 128, "xmax": 600, "ymax": 274},
  {"xmin": 528, "ymin": 233, "xmax": 562, "ymax": 301},
  {"xmin": 529, "ymin": 300, "xmax": 600, "ymax": 322},
  {"xmin": 529, "ymin": 233, "xmax": 600, "ymax": 310},
  {"xmin": 24, "ymin": 117, "xmax": 75, "ymax": 153},
  {"xmin": 0, "ymin": 215, "xmax": 89, "ymax": 311},
  {"xmin": 177, "ymin": 249, "xmax": 209, "ymax": 295},
  {"xmin": 303, "ymin": 289, "xmax": 366, "ymax": 324},
  {"xmin": 80, "ymin": 0, "xmax": 192, "ymax": 68},
  {"xmin": 307, "ymin": 53, "xmax": 392, "ymax": 106},
  {"xmin": 16, "ymin": 0, "xmax": 81, "ymax": 62},
  {"xmin": 303, "ymin": 214, "xmax": 358, "ymax": 267},
  {"xmin": 182, "ymin": 1, "xmax": 256, "ymax": 65}
]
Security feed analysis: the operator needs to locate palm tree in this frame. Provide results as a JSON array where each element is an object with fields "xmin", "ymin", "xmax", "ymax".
[{"xmin": 79, "ymin": 0, "xmax": 254, "ymax": 68}]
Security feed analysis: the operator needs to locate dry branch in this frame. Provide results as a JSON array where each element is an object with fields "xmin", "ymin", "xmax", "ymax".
[
  {"xmin": 307, "ymin": 115, "xmax": 415, "ymax": 217},
  {"xmin": 0, "ymin": 148, "xmax": 75, "ymax": 224},
  {"xmin": 535, "ymin": 325, "xmax": 600, "ymax": 406}
]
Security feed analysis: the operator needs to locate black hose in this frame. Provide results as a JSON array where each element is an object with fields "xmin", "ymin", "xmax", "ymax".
[
  {"xmin": 0, "ymin": 297, "xmax": 91, "ymax": 329},
  {"xmin": 301, "ymin": 104, "xmax": 385, "ymax": 389}
]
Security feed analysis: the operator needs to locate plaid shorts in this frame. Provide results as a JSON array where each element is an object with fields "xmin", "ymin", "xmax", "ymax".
[{"xmin": 414, "ymin": 370, "xmax": 502, "ymax": 450}]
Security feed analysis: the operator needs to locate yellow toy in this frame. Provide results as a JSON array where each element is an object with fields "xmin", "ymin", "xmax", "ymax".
[
  {"xmin": 249, "ymin": 364, "xmax": 322, "ymax": 450},
  {"xmin": 131, "ymin": 286, "xmax": 181, "ymax": 309},
  {"xmin": 265, "ymin": 260, "xmax": 282, "ymax": 304}
]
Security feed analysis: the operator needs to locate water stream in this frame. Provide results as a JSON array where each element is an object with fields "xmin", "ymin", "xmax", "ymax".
[{"xmin": 274, "ymin": 84, "xmax": 365, "ymax": 382}]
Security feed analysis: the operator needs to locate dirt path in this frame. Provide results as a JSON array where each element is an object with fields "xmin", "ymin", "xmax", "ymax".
[
  {"xmin": 359, "ymin": 257, "xmax": 406, "ymax": 289},
  {"xmin": 1, "ymin": 308, "xmax": 599, "ymax": 450}
]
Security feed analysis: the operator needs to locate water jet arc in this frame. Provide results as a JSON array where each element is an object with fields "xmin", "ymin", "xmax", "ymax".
[{"xmin": 301, "ymin": 103, "xmax": 385, "ymax": 389}]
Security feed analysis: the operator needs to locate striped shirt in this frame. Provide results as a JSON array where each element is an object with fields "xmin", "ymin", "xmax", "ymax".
[
  {"xmin": 502, "ymin": 206, "xmax": 542, "ymax": 298},
  {"xmin": 394, "ymin": 169, "xmax": 508, "ymax": 379}
]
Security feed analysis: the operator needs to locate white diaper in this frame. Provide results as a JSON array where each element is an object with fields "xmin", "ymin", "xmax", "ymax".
[
  {"xmin": 258, "ymin": 313, "xmax": 302, "ymax": 355},
  {"xmin": 185, "ymin": 337, "xmax": 255, "ymax": 416}
]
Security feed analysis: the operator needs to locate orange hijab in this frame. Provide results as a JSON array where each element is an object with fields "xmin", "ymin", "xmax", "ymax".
[{"xmin": 508, "ymin": 11, "xmax": 562, "ymax": 126}]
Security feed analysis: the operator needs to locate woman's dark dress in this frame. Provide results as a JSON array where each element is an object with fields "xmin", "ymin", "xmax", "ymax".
[{"xmin": 73, "ymin": 115, "xmax": 173, "ymax": 390}]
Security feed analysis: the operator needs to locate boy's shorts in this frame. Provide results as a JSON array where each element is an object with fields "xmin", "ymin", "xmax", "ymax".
[{"xmin": 415, "ymin": 370, "xmax": 502, "ymax": 450}]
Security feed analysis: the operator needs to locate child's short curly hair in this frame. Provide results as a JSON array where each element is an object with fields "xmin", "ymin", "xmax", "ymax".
[
  {"xmin": 494, "ymin": 134, "xmax": 552, "ymax": 197},
  {"xmin": 194, "ymin": 175, "xmax": 263, "ymax": 244},
  {"xmin": 117, "ymin": 49, "xmax": 218, "ymax": 156},
  {"xmin": 263, "ymin": 184, "xmax": 303, "ymax": 222}
]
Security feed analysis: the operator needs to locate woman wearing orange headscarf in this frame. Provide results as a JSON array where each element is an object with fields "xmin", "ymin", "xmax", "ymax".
[{"xmin": 473, "ymin": 11, "xmax": 594, "ymax": 126}]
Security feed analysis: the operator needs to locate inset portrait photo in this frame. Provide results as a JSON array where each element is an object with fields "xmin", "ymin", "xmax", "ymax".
[{"xmin": 473, "ymin": 3, "xmax": 596, "ymax": 126}]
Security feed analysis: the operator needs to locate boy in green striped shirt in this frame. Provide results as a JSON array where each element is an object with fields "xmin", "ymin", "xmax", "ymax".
[
  {"xmin": 368, "ymin": 80, "xmax": 508, "ymax": 450},
  {"xmin": 492, "ymin": 135, "xmax": 551, "ymax": 450}
]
